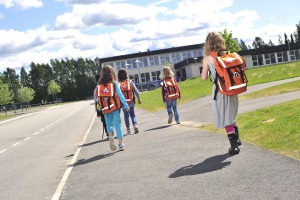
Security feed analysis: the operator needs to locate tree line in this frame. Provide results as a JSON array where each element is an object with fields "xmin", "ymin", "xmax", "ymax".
[{"xmin": 0, "ymin": 58, "xmax": 100, "ymax": 109}]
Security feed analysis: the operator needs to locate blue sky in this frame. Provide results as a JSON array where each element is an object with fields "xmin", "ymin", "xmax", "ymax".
[{"xmin": 0, "ymin": 0, "xmax": 299, "ymax": 72}]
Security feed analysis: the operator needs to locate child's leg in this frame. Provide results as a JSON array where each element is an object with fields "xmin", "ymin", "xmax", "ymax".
[
  {"xmin": 171, "ymin": 99, "xmax": 180, "ymax": 123},
  {"xmin": 123, "ymin": 108, "xmax": 130, "ymax": 128},
  {"xmin": 129, "ymin": 106, "xmax": 137, "ymax": 126},
  {"xmin": 225, "ymin": 123, "xmax": 240, "ymax": 154},
  {"xmin": 104, "ymin": 113, "xmax": 116, "ymax": 151},
  {"xmin": 166, "ymin": 100, "xmax": 173, "ymax": 124},
  {"xmin": 111, "ymin": 109, "xmax": 123, "ymax": 142}
]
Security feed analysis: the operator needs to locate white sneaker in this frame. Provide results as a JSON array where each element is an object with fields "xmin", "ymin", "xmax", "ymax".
[
  {"xmin": 119, "ymin": 143, "xmax": 126, "ymax": 151},
  {"xmin": 109, "ymin": 137, "xmax": 116, "ymax": 151},
  {"xmin": 168, "ymin": 113, "xmax": 173, "ymax": 124},
  {"xmin": 134, "ymin": 126, "xmax": 139, "ymax": 134}
]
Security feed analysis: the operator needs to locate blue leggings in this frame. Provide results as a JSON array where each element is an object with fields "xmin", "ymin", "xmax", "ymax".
[{"xmin": 104, "ymin": 109, "xmax": 124, "ymax": 139}]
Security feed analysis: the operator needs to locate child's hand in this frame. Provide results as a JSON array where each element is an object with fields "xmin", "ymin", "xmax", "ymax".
[{"xmin": 126, "ymin": 107, "xmax": 130, "ymax": 112}]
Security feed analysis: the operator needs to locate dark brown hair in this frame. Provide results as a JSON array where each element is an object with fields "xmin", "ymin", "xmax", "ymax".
[
  {"xmin": 98, "ymin": 65, "xmax": 117, "ymax": 85},
  {"xmin": 118, "ymin": 68, "xmax": 129, "ymax": 82}
]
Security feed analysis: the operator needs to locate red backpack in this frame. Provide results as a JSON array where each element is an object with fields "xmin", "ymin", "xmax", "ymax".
[
  {"xmin": 163, "ymin": 77, "xmax": 180, "ymax": 100},
  {"xmin": 209, "ymin": 51, "xmax": 248, "ymax": 100},
  {"xmin": 119, "ymin": 80, "xmax": 133, "ymax": 104},
  {"xmin": 97, "ymin": 83, "xmax": 121, "ymax": 114}
]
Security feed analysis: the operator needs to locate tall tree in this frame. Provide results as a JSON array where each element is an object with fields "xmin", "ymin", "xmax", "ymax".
[
  {"xmin": 0, "ymin": 81, "xmax": 13, "ymax": 114},
  {"xmin": 268, "ymin": 39, "xmax": 275, "ymax": 46},
  {"xmin": 293, "ymin": 20, "xmax": 300, "ymax": 43},
  {"xmin": 290, "ymin": 34, "xmax": 295, "ymax": 43},
  {"xmin": 48, "ymin": 81, "xmax": 61, "ymax": 102},
  {"xmin": 239, "ymin": 39, "xmax": 248, "ymax": 50},
  {"xmin": 278, "ymin": 35, "xmax": 283, "ymax": 45},
  {"xmin": 219, "ymin": 29, "xmax": 241, "ymax": 53},
  {"xmin": 252, "ymin": 37, "xmax": 268, "ymax": 49},
  {"xmin": 3, "ymin": 68, "xmax": 20, "ymax": 100},
  {"xmin": 284, "ymin": 33, "xmax": 290, "ymax": 44},
  {"xmin": 20, "ymin": 67, "xmax": 29, "ymax": 87}
]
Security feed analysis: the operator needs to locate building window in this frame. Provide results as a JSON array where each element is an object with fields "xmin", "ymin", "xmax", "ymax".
[
  {"xmin": 182, "ymin": 51, "xmax": 192, "ymax": 60},
  {"xmin": 160, "ymin": 54, "xmax": 171, "ymax": 65},
  {"xmin": 130, "ymin": 74, "xmax": 139, "ymax": 83},
  {"xmin": 151, "ymin": 71, "xmax": 160, "ymax": 81},
  {"xmin": 140, "ymin": 72, "xmax": 150, "ymax": 83},
  {"xmin": 170, "ymin": 52, "xmax": 181, "ymax": 63},
  {"xmin": 141, "ymin": 57, "xmax": 149, "ymax": 67},
  {"xmin": 192, "ymin": 49, "xmax": 202, "ymax": 58},
  {"xmin": 149, "ymin": 56, "xmax": 159, "ymax": 66},
  {"xmin": 252, "ymin": 55, "xmax": 263, "ymax": 66},
  {"xmin": 115, "ymin": 61, "xmax": 125, "ymax": 70},
  {"xmin": 264, "ymin": 53, "xmax": 276, "ymax": 65},
  {"xmin": 277, "ymin": 52, "xmax": 288, "ymax": 62},
  {"xmin": 290, "ymin": 50, "xmax": 300, "ymax": 61}
]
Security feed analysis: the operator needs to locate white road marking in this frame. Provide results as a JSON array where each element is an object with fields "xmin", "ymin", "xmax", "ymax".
[
  {"xmin": 24, "ymin": 137, "xmax": 31, "ymax": 141},
  {"xmin": 0, "ymin": 149, "xmax": 7, "ymax": 154},
  {"xmin": 40, "ymin": 128, "xmax": 45, "ymax": 132},
  {"xmin": 0, "ymin": 113, "xmax": 33, "ymax": 125},
  {"xmin": 51, "ymin": 114, "xmax": 97, "ymax": 200},
  {"xmin": 12, "ymin": 142, "xmax": 21, "ymax": 147},
  {"xmin": 33, "ymin": 132, "xmax": 40, "ymax": 135}
]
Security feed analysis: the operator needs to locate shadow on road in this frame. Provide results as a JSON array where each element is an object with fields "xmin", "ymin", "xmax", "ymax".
[
  {"xmin": 73, "ymin": 153, "xmax": 114, "ymax": 166},
  {"xmin": 169, "ymin": 153, "xmax": 233, "ymax": 178},
  {"xmin": 145, "ymin": 125, "xmax": 172, "ymax": 132},
  {"xmin": 80, "ymin": 139, "xmax": 109, "ymax": 147}
]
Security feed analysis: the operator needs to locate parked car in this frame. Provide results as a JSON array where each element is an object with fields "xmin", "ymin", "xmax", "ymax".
[{"xmin": 135, "ymin": 82, "xmax": 160, "ymax": 92}]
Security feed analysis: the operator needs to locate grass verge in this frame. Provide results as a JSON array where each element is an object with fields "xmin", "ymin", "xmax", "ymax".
[
  {"xmin": 199, "ymin": 99, "xmax": 300, "ymax": 160},
  {"xmin": 136, "ymin": 61, "xmax": 300, "ymax": 112}
]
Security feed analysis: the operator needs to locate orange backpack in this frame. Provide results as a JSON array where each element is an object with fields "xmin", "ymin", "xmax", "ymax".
[
  {"xmin": 97, "ymin": 83, "xmax": 121, "ymax": 114},
  {"xmin": 163, "ymin": 77, "xmax": 180, "ymax": 100},
  {"xmin": 119, "ymin": 80, "xmax": 133, "ymax": 104},
  {"xmin": 210, "ymin": 51, "xmax": 248, "ymax": 100}
]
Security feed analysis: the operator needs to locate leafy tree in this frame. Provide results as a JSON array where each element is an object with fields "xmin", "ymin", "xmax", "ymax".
[
  {"xmin": 20, "ymin": 67, "xmax": 29, "ymax": 87},
  {"xmin": 48, "ymin": 81, "xmax": 61, "ymax": 102},
  {"xmin": 278, "ymin": 35, "xmax": 283, "ymax": 45},
  {"xmin": 293, "ymin": 20, "xmax": 300, "ymax": 43},
  {"xmin": 239, "ymin": 39, "xmax": 248, "ymax": 50},
  {"xmin": 17, "ymin": 87, "xmax": 35, "ymax": 103},
  {"xmin": 3, "ymin": 68, "xmax": 20, "ymax": 100},
  {"xmin": 0, "ymin": 81, "xmax": 13, "ymax": 115},
  {"xmin": 290, "ymin": 34, "xmax": 295, "ymax": 43},
  {"xmin": 219, "ymin": 29, "xmax": 241, "ymax": 53},
  {"xmin": 252, "ymin": 37, "xmax": 268, "ymax": 49},
  {"xmin": 284, "ymin": 33, "xmax": 290, "ymax": 44},
  {"xmin": 268, "ymin": 39, "xmax": 275, "ymax": 46}
]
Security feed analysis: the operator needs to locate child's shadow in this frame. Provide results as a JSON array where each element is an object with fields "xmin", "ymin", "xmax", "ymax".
[{"xmin": 169, "ymin": 153, "xmax": 232, "ymax": 178}]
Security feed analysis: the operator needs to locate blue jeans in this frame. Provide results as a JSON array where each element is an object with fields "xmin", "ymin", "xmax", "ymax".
[
  {"xmin": 104, "ymin": 109, "xmax": 124, "ymax": 139},
  {"xmin": 166, "ymin": 99, "xmax": 179, "ymax": 123},
  {"xmin": 123, "ymin": 106, "xmax": 137, "ymax": 128}
]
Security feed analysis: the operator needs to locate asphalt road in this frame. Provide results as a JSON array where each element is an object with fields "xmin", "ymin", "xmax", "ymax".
[
  {"xmin": 1, "ymin": 77, "xmax": 300, "ymax": 200},
  {"xmin": 0, "ymin": 101, "xmax": 96, "ymax": 200}
]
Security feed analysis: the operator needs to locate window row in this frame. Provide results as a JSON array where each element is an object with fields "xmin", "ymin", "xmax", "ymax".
[
  {"xmin": 103, "ymin": 49, "xmax": 203, "ymax": 70},
  {"xmin": 252, "ymin": 49, "xmax": 300, "ymax": 66},
  {"xmin": 128, "ymin": 70, "xmax": 161, "ymax": 83}
]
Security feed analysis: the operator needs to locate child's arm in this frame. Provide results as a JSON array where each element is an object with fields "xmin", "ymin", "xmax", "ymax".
[
  {"xmin": 202, "ymin": 56, "xmax": 214, "ymax": 80},
  {"xmin": 130, "ymin": 80, "xmax": 141, "ymax": 104}
]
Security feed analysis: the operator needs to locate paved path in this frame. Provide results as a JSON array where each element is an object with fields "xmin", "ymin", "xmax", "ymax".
[{"xmin": 59, "ymin": 78, "xmax": 300, "ymax": 200}]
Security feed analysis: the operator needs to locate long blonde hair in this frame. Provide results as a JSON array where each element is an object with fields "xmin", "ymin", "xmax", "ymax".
[
  {"xmin": 99, "ymin": 65, "xmax": 117, "ymax": 85},
  {"xmin": 161, "ymin": 66, "xmax": 174, "ymax": 79},
  {"xmin": 203, "ymin": 31, "xmax": 226, "ymax": 56}
]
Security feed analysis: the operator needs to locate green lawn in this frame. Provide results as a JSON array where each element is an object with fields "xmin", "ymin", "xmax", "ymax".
[
  {"xmin": 136, "ymin": 61, "xmax": 300, "ymax": 112},
  {"xmin": 200, "ymin": 99, "xmax": 300, "ymax": 160}
]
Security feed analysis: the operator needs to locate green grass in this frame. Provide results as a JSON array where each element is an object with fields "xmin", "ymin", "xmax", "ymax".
[
  {"xmin": 136, "ymin": 61, "xmax": 300, "ymax": 112},
  {"xmin": 240, "ymin": 80, "xmax": 300, "ymax": 100},
  {"xmin": 199, "ymin": 99, "xmax": 300, "ymax": 160},
  {"xmin": 0, "ymin": 115, "xmax": 12, "ymax": 120}
]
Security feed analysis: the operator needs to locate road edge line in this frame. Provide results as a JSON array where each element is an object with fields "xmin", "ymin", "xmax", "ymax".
[{"xmin": 51, "ymin": 114, "xmax": 97, "ymax": 200}]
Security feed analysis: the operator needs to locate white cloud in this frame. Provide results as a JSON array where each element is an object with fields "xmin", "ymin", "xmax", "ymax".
[
  {"xmin": 0, "ymin": 0, "xmax": 43, "ymax": 9},
  {"xmin": 0, "ymin": 0, "xmax": 298, "ymax": 72}
]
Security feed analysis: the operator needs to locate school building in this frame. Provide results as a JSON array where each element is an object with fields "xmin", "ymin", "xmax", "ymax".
[{"xmin": 99, "ymin": 42, "xmax": 300, "ymax": 83}]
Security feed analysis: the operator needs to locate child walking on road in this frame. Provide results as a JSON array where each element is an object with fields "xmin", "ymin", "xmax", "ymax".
[
  {"xmin": 201, "ymin": 31, "xmax": 241, "ymax": 154},
  {"xmin": 97, "ymin": 65, "xmax": 130, "ymax": 151},
  {"xmin": 161, "ymin": 67, "xmax": 181, "ymax": 124},
  {"xmin": 118, "ymin": 68, "xmax": 142, "ymax": 134}
]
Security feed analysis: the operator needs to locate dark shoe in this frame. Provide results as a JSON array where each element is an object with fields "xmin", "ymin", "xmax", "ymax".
[
  {"xmin": 234, "ymin": 126, "xmax": 242, "ymax": 146},
  {"xmin": 228, "ymin": 133, "xmax": 240, "ymax": 154},
  {"xmin": 134, "ymin": 126, "xmax": 139, "ymax": 134}
]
